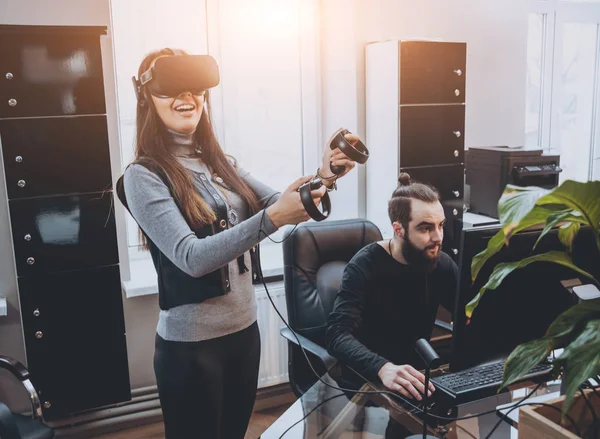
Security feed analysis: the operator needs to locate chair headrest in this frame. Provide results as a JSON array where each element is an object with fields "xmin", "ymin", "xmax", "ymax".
[
  {"xmin": 282, "ymin": 218, "xmax": 382, "ymax": 333},
  {"xmin": 283, "ymin": 218, "xmax": 382, "ymax": 271}
]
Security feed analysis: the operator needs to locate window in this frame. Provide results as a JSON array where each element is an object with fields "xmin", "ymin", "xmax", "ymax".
[
  {"xmin": 525, "ymin": 13, "xmax": 548, "ymax": 149},
  {"xmin": 110, "ymin": 0, "xmax": 321, "ymax": 292},
  {"xmin": 526, "ymin": 0, "xmax": 600, "ymax": 182},
  {"xmin": 111, "ymin": 0, "xmax": 210, "ymax": 264},
  {"xmin": 554, "ymin": 21, "xmax": 599, "ymax": 181},
  {"xmin": 207, "ymin": 0, "xmax": 320, "ymax": 275}
]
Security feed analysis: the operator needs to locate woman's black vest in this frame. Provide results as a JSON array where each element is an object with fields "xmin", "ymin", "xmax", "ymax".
[{"xmin": 115, "ymin": 158, "xmax": 260, "ymax": 310}]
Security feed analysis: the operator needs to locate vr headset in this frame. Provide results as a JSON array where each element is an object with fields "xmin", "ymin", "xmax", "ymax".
[{"xmin": 132, "ymin": 53, "xmax": 220, "ymax": 102}]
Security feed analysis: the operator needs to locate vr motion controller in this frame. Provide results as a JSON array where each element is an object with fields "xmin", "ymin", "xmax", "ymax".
[{"xmin": 299, "ymin": 129, "xmax": 369, "ymax": 221}]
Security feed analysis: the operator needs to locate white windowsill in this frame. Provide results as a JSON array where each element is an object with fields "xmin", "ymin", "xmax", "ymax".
[
  {"xmin": 122, "ymin": 257, "xmax": 159, "ymax": 298},
  {"xmin": 122, "ymin": 254, "xmax": 284, "ymax": 298}
]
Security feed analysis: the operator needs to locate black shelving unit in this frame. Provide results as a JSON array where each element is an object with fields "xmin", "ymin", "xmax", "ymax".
[
  {"xmin": 0, "ymin": 24, "xmax": 130, "ymax": 420},
  {"xmin": 366, "ymin": 40, "xmax": 466, "ymax": 263}
]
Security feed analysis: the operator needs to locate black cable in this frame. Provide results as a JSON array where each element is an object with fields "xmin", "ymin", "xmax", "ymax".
[
  {"xmin": 277, "ymin": 393, "xmax": 346, "ymax": 439},
  {"xmin": 484, "ymin": 397, "xmax": 581, "ymax": 439},
  {"xmin": 266, "ymin": 224, "xmax": 299, "ymax": 244},
  {"xmin": 590, "ymin": 385, "xmax": 600, "ymax": 437},
  {"xmin": 579, "ymin": 387, "xmax": 599, "ymax": 439},
  {"xmin": 257, "ymin": 193, "xmax": 299, "ymax": 244},
  {"xmin": 482, "ymin": 382, "xmax": 543, "ymax": 439},
  {"xmin": 590, "ymin": 384, "xmax": 600, "ymax": 401},
  {"xmin": 579, "ymin": 375, "xmax": 600, "ymax": 437},
  {"xmin": 270, "ymin": 225, "xmax": 299, "ymax": 243}
]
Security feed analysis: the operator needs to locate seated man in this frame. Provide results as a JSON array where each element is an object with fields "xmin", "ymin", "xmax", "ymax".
[{"xmin": 326, "ymin": 172, "xmax": 458, "ymax": 401}]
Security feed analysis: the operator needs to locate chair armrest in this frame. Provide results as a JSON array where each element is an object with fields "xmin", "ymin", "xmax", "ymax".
[
  {"xmin": 0, "ymin": 402, "xmax": 21, "ymax": 439},
  {"xmin": 434, "ymin": 319, "xmax": 453, "ymax": 333},
  {"xmin": 0, "ymin": 355, "xmax": 29, "ymax": 381},
  {"xmin": 0, "ymin": 356, "xmax": 42, "ymax": 419},
  {"xmin": 280, "ymin": 327, "xmax": 338, "ymax": 371}
]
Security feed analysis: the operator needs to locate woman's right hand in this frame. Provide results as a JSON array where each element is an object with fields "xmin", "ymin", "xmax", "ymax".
[{"xmin": 266, "ymin": 175, "xmax": 326, "ymax": 228}]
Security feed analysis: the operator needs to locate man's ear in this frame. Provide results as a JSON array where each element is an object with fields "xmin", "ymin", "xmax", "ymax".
[{"xmin": 392, "ymin": 221, "xmax": 405, "ymax": 239}]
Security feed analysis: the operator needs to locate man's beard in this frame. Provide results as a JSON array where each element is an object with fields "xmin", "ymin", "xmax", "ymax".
[{"xmin": 401, "ymin": 230, "xmax": 441, "ymax": 271}]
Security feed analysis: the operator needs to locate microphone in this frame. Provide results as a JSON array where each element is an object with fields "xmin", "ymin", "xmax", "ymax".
[{"xmin": 406, "ymin": 338, "xmax": 441, "ymax": 439}]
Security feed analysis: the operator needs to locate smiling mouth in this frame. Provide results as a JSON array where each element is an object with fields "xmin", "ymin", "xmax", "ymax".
[{"xmin": 174, "ymin": 104, "xmax": 195, "ymax": 113}]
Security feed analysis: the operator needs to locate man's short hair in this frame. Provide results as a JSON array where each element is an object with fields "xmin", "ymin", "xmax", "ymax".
[{"xmin": 387, "ymin": 172, "xmax": 440, "ymax": 229}]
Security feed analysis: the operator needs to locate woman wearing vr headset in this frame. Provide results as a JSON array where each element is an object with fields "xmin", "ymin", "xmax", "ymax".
[{"xmin": 117, "ymin": 48, "xmax": 359, "ymax": 439}]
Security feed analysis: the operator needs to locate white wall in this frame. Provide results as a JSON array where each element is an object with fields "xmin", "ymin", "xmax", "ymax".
[
  {"xmin": 0, "ymin": 0, "xmax": 109, "ymax": 26},
  {"xmin": 320, "ymin": 0, "xmax": 529, "ymax": 221}
]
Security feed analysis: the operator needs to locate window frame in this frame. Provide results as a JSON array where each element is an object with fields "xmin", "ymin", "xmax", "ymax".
[
  {"xmin": 528, "ymin": 2, "xmax": 556, "ymax": 150},
  {"xmin": 527, "ymin": 0, "xmax": 600, "ymax": 180}
]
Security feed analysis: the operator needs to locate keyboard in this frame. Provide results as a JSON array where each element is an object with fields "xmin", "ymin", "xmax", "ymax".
[{"xmin": 431, "ymin": 358, "xmax": 553, "ymax": 405}]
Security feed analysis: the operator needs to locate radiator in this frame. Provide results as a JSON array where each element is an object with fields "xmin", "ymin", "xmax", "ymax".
[{"xmin": 255, "ymin": 281, "xmax": 289, "ymax": 388}]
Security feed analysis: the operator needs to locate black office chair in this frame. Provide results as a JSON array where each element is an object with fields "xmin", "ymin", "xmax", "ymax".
[
  {"xmin": 0, "ymin": 355, "xmax": 54, "ymax": 439},
  {"xmin": 281, "ymin": 218, "xmax": 383, "ymax": 397},
  {"xmin": 281, "ymin": 218, "xmax": 455, "ymax": 397}
]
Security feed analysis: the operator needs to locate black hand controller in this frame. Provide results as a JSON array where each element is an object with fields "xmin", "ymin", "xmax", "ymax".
[
  {"xmin": 329, "ymin": 129, "xmax": 369, "ymax": 175},
  {"xmin": 299, "ymin": 128, "xmax": 369, "ymax": 222},
  {"xmin": 298, "ymin": 177, "xmax": 330, "ymax": 222}
]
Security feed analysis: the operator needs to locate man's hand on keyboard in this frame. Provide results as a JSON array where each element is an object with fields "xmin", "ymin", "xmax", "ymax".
[{"xmin": 377, "ymin": 362, "xmax": 435, "ymax": 400}]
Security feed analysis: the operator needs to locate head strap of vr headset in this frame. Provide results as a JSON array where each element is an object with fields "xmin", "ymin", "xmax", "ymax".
[{"xmin": 133, "ymin": 48, "xmax": 185, "ymax": 106}]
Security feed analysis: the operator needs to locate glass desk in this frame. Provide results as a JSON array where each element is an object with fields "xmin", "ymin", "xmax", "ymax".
[{"xmin": 260, "ymin": 365, "xmax": 561, "ymax": 438}]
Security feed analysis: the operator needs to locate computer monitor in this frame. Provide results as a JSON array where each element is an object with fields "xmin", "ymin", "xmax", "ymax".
[{"xmin": 449, "ymin": 223, "xmax": 599, "ymax": 372}]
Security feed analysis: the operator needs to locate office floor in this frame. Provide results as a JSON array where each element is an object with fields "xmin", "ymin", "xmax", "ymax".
[{"xmin": 92, "ymin": 403, "xmax": 292, "ymax": 439}]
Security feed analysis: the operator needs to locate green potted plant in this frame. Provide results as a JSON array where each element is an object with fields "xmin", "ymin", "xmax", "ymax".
[{"xmin": 465, "ymin": 179, "xmax": 600, "ymax": 422}]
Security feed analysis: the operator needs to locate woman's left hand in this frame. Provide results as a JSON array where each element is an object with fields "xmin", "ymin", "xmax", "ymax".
[{"xmin": 318, "ymin": 128, "xmax": 361, "ymax": 186}]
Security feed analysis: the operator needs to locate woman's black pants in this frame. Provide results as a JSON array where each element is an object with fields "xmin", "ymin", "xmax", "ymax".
[{"xmin": 154, "ymin": 321, "xmax": 261, "ymax": 439}]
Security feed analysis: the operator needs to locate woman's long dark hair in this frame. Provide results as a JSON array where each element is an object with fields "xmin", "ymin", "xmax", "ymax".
[{"xmin": 134, "ymin": 48, "xmax": 260, "ymax": 249}]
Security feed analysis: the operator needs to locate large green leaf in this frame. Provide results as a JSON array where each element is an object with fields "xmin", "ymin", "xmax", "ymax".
[
  {"xmin": 536, "ymin": 180, "xmax": 600, "ymax": 250},
  {"xmin": 467, "ymin": 179, "xmax": 600, "ymax": 416},
  {"xmin": 558, "ymin": 222, "xmax": 581, "ymax": 253},
  {"xmin": 471, "ymin": 206, "xmax": 558, "ymax": 283},
  {"xmin": 500, "ymin": 301, "xmax": 600, "ymax": 391},
  {"xmin": 555, "ymin": 320, "xmax": 600, "ymax": 413},
  {"xmin": 500, "ymin": 338, "xmax": 552, "ymax": 389},
  {"xmin": 466, "ymin": 251, "xmax": 595, "ymax": 318},
  {"xmin": 473, "ymin": 179, "xmax": 599, "ymax": 289},
  {"xmin": 546, "ymin": 300, "xmax": 600, "ymax": 343},
  {"xmin": 471, "ymin": 229, "xmax": 505, "ymax": 283},
  {"xmin": 497, "ymin": 185, "xmax": 552, "ymax": 236},
  {"xmin": 532, "ymin": 210, "xmax": 583, "ymax": 251}
]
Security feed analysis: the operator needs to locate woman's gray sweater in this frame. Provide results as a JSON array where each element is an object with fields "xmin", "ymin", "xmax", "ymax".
[{"xmin": 123, "ymin": 136, "xmax": 280, "ymax": 342}]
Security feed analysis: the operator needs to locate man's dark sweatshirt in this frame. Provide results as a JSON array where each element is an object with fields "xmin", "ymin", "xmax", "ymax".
[{"xmin": 326, "ymin": 242, "xmax": 458, "ymax": 382}]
